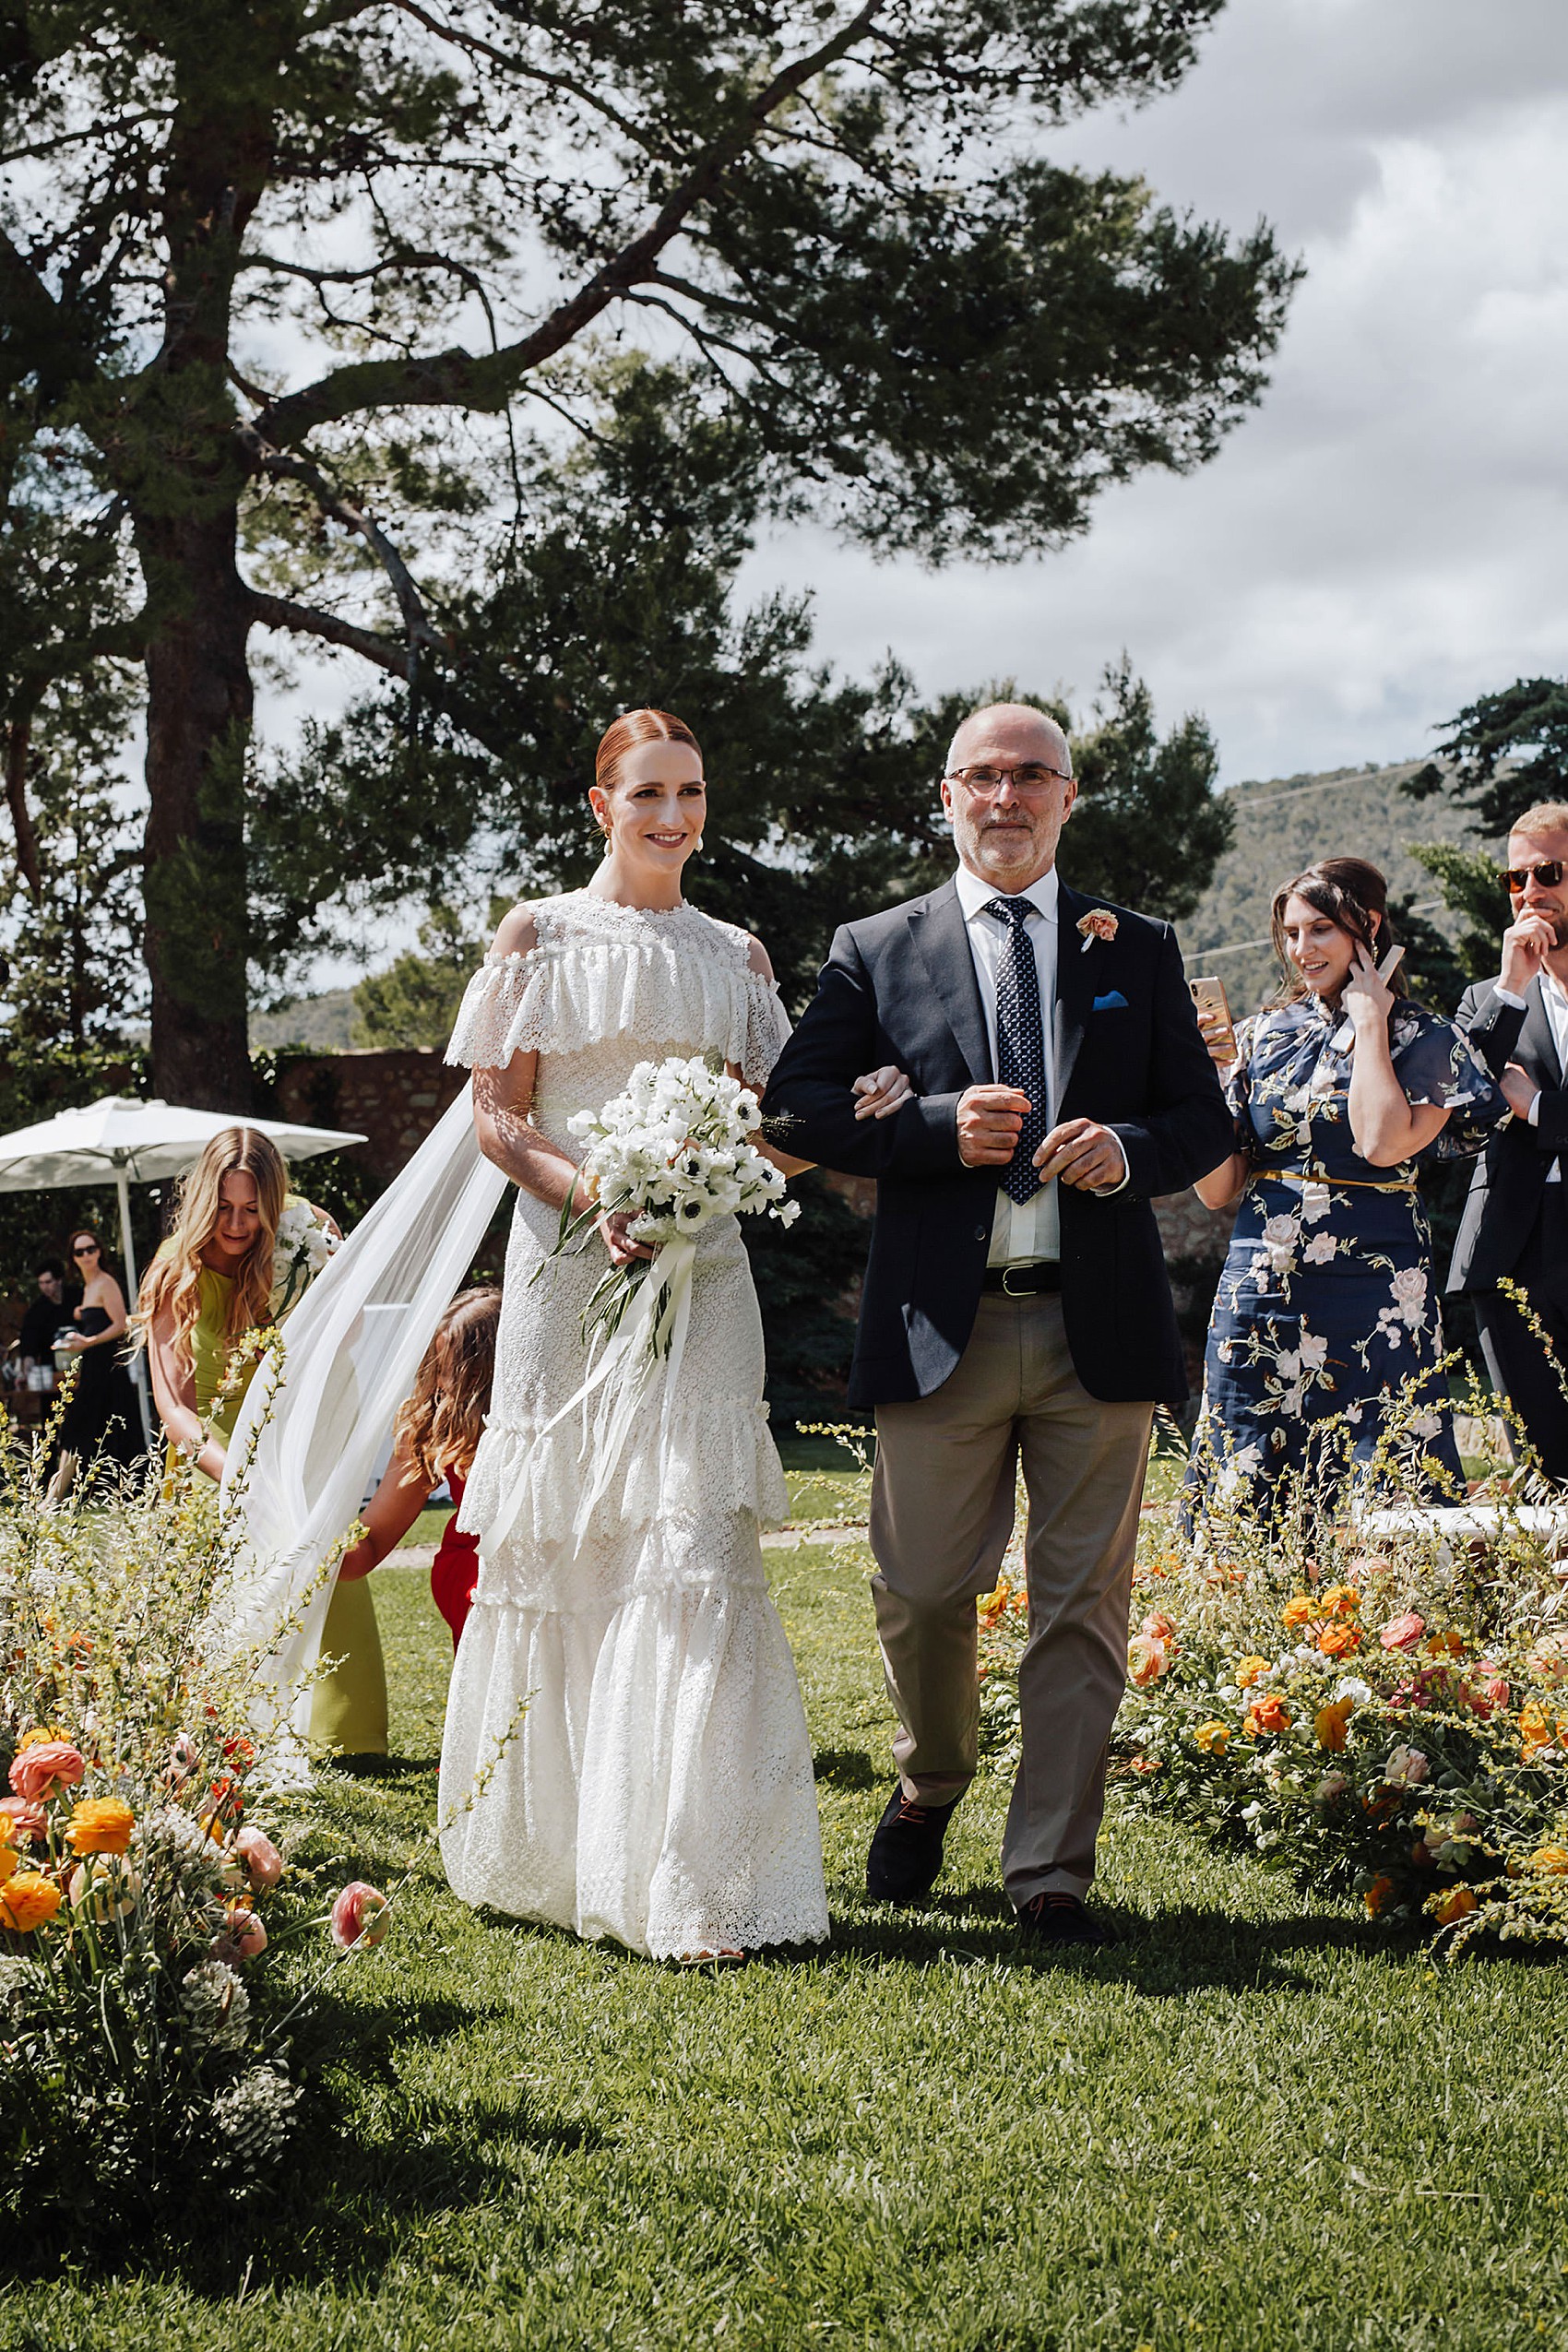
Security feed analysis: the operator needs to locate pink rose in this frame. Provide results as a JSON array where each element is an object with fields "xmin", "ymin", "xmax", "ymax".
[
  {"xmin": 1140, "ymin": 1611, "xmax": 1178, "ymax": 1645},
  {"xmin": 1379, "ymin": 1612, "xmax": 1426, "ymax": 1654},
  {"xmin": 234, "ymin": 1825, "xmax": 283, "ymax": 1890},
  {"xmin": 1384, "ymin": 1743, "xmax": 1430, "ymax": 1789},
  {"xmin": 216, "ymin": 1906, "xmax": 267, "ymax": 1960},
  {"xmin": 330, "ymin": 1880, "xmax": 390, "ymax": 1951},
  {"xmin": 0, "ymin": 1796, "xmax": 46, "ymax": 1843},
  {"xmin": 8, "ymin": 1740, "xmax": 86, "ymax": 1802},
  {"xmin": 1466, "ymin": 1663, "xmax": 1511, "ymax": 1718}
]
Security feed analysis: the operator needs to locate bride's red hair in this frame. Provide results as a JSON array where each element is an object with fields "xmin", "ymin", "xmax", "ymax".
[{"xmin": 595, "ymin": 709, "xmax": 702, "ymax": 792}]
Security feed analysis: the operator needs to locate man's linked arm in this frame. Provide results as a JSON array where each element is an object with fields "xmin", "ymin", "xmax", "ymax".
[
  {"xmin": 764, "ymin": 928, "xmax": 963, "ymax": 1180},
  {"xmin": 1104, "ymin": 926, "xmax": 1236, "ymax": 1200}
]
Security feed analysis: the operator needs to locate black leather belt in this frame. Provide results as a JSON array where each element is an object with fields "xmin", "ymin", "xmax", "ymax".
[{"xmin": 981, "ymin": 1261, "xmax": 1061, "ymax": 1296}]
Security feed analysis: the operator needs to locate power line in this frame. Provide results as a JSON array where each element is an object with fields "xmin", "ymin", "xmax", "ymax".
[{"xmin": 1184, "ymin": 898, "xmax": 1447, "ymax": 967}]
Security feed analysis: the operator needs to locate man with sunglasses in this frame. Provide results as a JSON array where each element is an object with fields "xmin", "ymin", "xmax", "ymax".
[
  {"xmin": 766, "ymin": 701, "xmax": 1230, "ymax": 1946},
  {"xmin": 1450, "ymin": 802, "xmax": 1568, "ymax": 1478}
]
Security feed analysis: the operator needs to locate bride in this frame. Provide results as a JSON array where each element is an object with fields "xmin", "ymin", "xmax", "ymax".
[{"xmin": 438, "ymin": 707, "xmax": 897, "ymax": 1962}]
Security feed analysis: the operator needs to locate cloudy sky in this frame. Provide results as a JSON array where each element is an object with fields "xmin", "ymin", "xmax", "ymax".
[{"xmin": 736, "ymin": 0, "xmax": 1568, "ymax": 788}]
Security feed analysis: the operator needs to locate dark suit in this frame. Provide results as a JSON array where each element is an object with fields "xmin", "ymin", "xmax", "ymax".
[
  {"xmin": 765, "ymin": 875, "xmax": 1232, "ymax": 1408},
  {"xmin": 765, "ymin": 872, "xmax": 1230, "ymax": 1903},
  {"xmin": 1452, "ymin": 977, "xmax": 1568, "ymax": 1477}
]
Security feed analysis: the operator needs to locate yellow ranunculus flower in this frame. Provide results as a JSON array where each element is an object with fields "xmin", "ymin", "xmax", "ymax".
[
  {"xmin": 1529, "ymin": 1844, "xmax": 1568, "ymax": 1877},
  {"xmin": 0, "ymin": 1871, "xmax": 62, "ymax": 1932},
  {"xmin": 0, "ymin": 1845, "xmax": 16, "ymax": 1885},
  {"xmin": 65, "ymin": 1797, "xmax": 135, "ymax": 1858},
  {"xmin": 1315, "ymin": 1697, "xmax": 1354, "ymax": 1753},
  {"xmin": 1430, "ymin": 1885, "xmax": 1477, "ymax": 1926},
  {"xmin": 1280, "ymin": 1596, "xmax": 1317, "ymax": 1629},
  {"xmin": 1194, "ymin": 1721, "xmax": 1229, "ymax": 1755},
  {"xmin": 1235, "ymin": 1656, "xmax": 1270, "ymax": 1691}
]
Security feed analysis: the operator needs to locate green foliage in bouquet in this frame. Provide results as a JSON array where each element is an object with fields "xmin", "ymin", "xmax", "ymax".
[{"xmin": 0, "ymin": 1408, "xmax": 394, "ymax": 2239}]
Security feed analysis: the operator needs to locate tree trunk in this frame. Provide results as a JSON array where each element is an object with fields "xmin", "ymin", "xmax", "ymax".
[{"xmin": 140, "ymin": 507, "xmax": 254, "ymax": 1110}]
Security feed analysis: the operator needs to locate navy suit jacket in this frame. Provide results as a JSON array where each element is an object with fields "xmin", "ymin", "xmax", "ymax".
[
  {"xmin": 1449, "ymin": 977, "xmax": 1568, "ymax": 1292},
  {"xmin": 764, "ymin": 876, "xmax": 1232, "ymax": 1408}
]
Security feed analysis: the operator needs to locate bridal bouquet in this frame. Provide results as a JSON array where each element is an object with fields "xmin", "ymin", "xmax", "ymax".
[
  {"xmin": 268, "ymin": 1200, "xmax": 339, "ymax": 1322},
  {"xmin": 553, "ymin": 1054, "xmax": 800, "ymax": 1360}
]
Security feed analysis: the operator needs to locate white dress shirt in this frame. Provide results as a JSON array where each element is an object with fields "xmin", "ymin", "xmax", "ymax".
[
  {"xmin": 1499, "ymin": 969, "xmax": 1568, "ymax": 1182},
  {"xmin": 951, "ymin": 862, "xmax": 1127, "ymax": 1267}
]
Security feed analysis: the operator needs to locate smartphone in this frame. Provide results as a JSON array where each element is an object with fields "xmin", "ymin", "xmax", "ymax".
[
  {"xmin": 1188, "ymin": 974, "xmax": 1238, "ymax": 1061},
  {"xmin": 1378, "ymin": 944, "xmax": 1406, "ymax": 980}
]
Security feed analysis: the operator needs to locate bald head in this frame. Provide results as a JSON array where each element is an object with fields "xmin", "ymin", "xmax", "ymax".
[
  {"xmin": 946, "ymin": 702, "xmax": 1072, "ymax": 782},
  {"xmin": 941, "ymin": 701, "xmax": 1077, "ymax": 894}
]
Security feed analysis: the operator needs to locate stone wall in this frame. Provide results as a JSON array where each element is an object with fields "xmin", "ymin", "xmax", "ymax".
[{"xmin": 270, "ymin": 1049, "xmax": 468, "ymax": 1188}]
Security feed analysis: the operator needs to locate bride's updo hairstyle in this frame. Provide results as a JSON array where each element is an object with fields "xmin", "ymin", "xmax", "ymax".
[
  {"xmin": 594, "ymin": 708, "xmax": 703, "ymax": 806},
  {"xmin": 1268, "ymin": 857, "xmax": 1407, "ymax": 1006}
]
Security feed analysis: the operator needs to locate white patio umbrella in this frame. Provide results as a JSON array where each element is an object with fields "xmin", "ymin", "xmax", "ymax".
[{"xmin": 0, "ymin": 1094, "xmax": 367, "ymax": 1446}]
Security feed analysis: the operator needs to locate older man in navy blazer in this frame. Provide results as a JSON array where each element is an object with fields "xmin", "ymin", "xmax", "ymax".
[{"xmin": 766, "ymin": 702, "xmax": 1231, "ymax": 1946}]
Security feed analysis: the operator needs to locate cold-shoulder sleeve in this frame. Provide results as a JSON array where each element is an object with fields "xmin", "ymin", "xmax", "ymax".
[
  {"xmin": 445, "ymin": 950, "xmax": 550, "ymax": 1070},
  {"xmin": 1392, "ymin": 1006, "xmax": 1510, "ymax": 1162},
  {"xmin": 740, "ymin": 970, "xmax": 791, "ymax": 1094}
]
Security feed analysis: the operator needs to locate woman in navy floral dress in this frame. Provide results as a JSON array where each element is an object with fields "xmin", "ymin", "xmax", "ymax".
[{"xmin": 1186, "ymin": 859, "xmax": 1507, "ymax": 1515}]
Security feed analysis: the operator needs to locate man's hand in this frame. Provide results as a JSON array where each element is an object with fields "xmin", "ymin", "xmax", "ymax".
[
  {"xmin": 1500, "ymin": 1061, "xmax": 1538, "ymax": 1122},
  {"xmin": 1034, "ymin": 1118, "xmax": 1126, "ymax": 1192},
  {"xmin": 957, "ymin": 1084, "xmax": 1031, "ymax": 1168},
  {"xmin": 1500, "ymin": 910, "xmax": 1557, "ymax": 998}
]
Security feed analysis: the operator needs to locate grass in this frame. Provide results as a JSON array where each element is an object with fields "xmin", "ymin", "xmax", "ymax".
[{"xmin": 15, "ymin": 1525, "xmax": 1568, "ymax": 2350}]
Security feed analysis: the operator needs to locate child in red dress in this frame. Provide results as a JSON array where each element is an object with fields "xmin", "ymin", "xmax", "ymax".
[{"xmin": 339, "ymin": 1287, "xmax": 500, "ymax": 1648}]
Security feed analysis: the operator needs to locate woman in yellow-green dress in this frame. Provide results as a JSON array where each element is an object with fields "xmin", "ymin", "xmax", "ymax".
[{"xmin": 138, "ymin": 1125, "xmax": 387, "ymax": 1756}]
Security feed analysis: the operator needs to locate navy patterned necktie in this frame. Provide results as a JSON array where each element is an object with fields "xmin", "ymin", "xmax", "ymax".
[{"xmin": 985, "ymin": 896, "xmax": 1050, "ymax": 1205}]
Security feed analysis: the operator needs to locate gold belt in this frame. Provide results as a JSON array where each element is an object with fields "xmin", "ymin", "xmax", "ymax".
[{"xmin": 1252, "ymin": 1167, "xmax": 1417, "ymax": 1195}]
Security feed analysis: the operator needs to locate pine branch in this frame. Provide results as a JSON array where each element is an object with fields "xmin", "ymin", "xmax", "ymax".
[
  {"xmin": 245, "ymin": 588, "xmax": 416, "ymax": 680},
  {"xmin": 237, "ymin": 426, "xmax": 447, "ymax": 652},
  {"xmin": 250, "ymin": 0, "xmax": 883, "ymax": 449},
  {"xmin": 4, "ymin": 717, "xmax": 42, "ymax": 900}
]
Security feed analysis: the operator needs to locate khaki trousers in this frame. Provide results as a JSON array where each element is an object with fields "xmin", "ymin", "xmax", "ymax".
[{"xmin": 870, "ymin": 1293, "xmax": 1153, "ymax": 1905}]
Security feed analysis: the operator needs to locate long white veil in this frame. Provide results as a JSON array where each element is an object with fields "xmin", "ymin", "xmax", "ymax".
[{"xmin": 217, "ymin": 1082, "xmax": 507, "ymax": 1744}]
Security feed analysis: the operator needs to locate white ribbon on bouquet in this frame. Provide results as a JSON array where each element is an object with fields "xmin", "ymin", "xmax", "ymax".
[{"xmin": 481, "ymin": 1231, "xmax": 699, "ymax": 1558}]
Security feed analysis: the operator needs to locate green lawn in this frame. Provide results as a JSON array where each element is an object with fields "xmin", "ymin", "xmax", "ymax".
[{"xmin": 16, "ymin": 1538, "xmax": 1568, "ymax": 2350}]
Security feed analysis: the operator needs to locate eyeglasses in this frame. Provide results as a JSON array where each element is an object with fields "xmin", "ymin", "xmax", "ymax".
[
  {"xmin": 72, "ymin": 1242, "xmax": 100, "ymax": 1257},
  {"xmin": 1502, "ymin": 860, "xmax": 1565, "ymax": 893},
  {"xmin": 945, "ymin": 764, "xmax": 1073, "ymax": 798}
]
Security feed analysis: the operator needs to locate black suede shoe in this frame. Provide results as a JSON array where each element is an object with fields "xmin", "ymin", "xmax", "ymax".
[
  {"xmin": 1016, "ymin": 1892, "xmax": 1113, "ymax": 1949},
  {"xmin": 865, "ymin": 1785, "xmax": 960, "ymax": 1905}
]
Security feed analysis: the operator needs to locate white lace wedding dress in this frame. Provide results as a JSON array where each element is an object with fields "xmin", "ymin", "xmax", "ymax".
[{"xmin": 436, "ymin": 890, "xmax": 829, "ymax": 1957}]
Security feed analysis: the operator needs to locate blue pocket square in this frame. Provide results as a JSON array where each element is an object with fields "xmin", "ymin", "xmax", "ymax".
[{"xmin": 1092, "ymin": 990, "xmax": 1128, "ymax": 1013}]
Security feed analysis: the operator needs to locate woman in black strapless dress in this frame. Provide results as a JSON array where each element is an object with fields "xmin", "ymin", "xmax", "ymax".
[{"xmin": 50, "ymin": 1227, "xmax": 145, "ymax": 1493}]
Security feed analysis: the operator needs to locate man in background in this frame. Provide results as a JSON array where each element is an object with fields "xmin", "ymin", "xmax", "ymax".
[
  {"xmin": 18, "ymin": 1256, "xmax": 72, "ymax": 1383},
  {"xmin": 1451, "ymin": 802, "xmax": 1568, "ymax": 1478}
]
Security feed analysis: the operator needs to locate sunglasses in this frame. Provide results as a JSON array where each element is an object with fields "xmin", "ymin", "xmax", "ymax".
[
  {"xmin": 1502, "ymin": 860, "xmax": 1565, "ymax": 893},
  {"xmin": 72, "ymin": 1242, "xmax": 100, "ymax": 1257}
]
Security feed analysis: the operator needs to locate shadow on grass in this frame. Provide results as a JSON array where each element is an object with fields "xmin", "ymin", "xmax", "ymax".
[
  {"xmin": 813, "ymin": 1745, "xmax": 884, "ymax": 1790},
  {"xmin": 27, "ymin": 1990, "xmax": 607, "ymax": 2294},
  {"xmin": 824, "ymin": 1886, "xmax": 1412, "ymax": 1993}
]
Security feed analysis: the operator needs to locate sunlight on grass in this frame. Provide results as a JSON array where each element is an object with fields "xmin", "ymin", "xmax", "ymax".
[{"xmin": 18, "ymin": 1528, "xmax": 1568, "ymax": 2348}]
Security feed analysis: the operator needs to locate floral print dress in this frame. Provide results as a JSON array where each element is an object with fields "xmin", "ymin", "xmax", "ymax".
[{"xmin": 1187, "ymin": 996, "xmax": 1507, "ymax": 1513}]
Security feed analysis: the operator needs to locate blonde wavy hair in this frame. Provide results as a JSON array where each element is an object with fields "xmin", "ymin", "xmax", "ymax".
[
  {"xmin": 393, "ymin": 1287, "xmax": 502, "ymax": 1489},
  {"xmin": 137, "ymin": 1128, "xmax": 290, "ymax": 1359}
]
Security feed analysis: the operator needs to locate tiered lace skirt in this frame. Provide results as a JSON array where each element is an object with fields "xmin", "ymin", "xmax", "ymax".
[{"xmin": 437, "ymin": 1189, "xmax": 828, "ymax": 1957}]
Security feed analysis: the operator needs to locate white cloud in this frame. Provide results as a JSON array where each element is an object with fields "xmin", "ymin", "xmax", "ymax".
[{"xmin": 736, "ymin": 0, "xmax": 1568, "ymax": 784}]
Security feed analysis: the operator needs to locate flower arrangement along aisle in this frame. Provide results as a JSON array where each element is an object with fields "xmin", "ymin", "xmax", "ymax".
[
  {"xmin": 1105, "ymin": 1384, "xmax": 1568, "ymax": 1951},
  {"xmin": 0, "ymin": 1415, "xmax": 392, "ymax": 2238}
]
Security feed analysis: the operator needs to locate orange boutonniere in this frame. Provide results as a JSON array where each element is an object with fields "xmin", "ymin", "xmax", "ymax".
[{"xmin": 1076, "ymin": 908, "xmax": 1118, "ymax": 954}]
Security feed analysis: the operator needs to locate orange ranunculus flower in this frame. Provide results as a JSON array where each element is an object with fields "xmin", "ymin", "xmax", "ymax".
[
  {"xmin": 1317, "ymin": 1624, "xmax": 1360, "ymax": 1659},
  {"xmin": 1235, "ymin": 1656, "xmax": 1270, "ymax": 1691},
  {"xmin": 1529, "ymin": 1844, "xmax": 1568, "ymax": 1877},
  {"xmin": 0, "ymin": 1844, "xmax": 16, "ymax": 1886},
  {"xmin": 1431, "ymin": 1885, "xmax": 1478, "ymax": 1926},
  {"xmin": 65, "ymin": 1797, "xmax": 135, "ymax": 1858},
  {"xmin": 0, "ymin": 1871, "xmax": 62, "ymax": 1932},
  {"xmin": 1315, "ymin": 1698, "xmax": 1355, "ymax": 1752},
  {"xmin": 1320, "ymin": 1584, "xmax": 1360, "ymax": 1620},
  {"xmin": 1244, "ymin": 1693, "xmax": 1291, "ymax": 1739},
  {"xmin": 1194, "ymin": 1720, "xmax": 1230, "ymax": 1755},
  {"xmin": 1280, "ymin": 1596, "xmax": 1317, "ymax": 1629},
  {"xmin": 1423, "ymin": 1629, "xmax": 1466, "ymax": 1660},
  {"xmin": 1362, "ymin": 1873, "xmax": 1395, "ymax": 1918},
  {"xmin": 1520, "ymin": 1703, "xmax": 1564, "ymax": 1761},
  {"xmin": 1127, "ymin": 1633, "xmax": 1170, "ymax": 1689}
]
